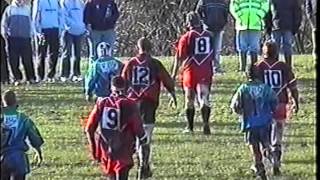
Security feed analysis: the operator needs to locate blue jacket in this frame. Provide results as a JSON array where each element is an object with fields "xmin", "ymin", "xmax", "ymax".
[
  {"xmin": 230, "ymin": 80, "xmax": 278, "ymax": 131},
  {"xmin": 32, "ymin": 0, "xmax": 64, "ymax": 33},
  {"xmin": 61, "ymin": 0, "xmax": 86, "ymax": 35},
  {"xmin": 84, "ymin": 56, "xmax": 123, "ymax": 97},
  {"xmin": 1, "ymin": 2, "xmax": 34, "ymax": 38},
  {"xmin": 83, "ymin": 0, "xmax": 119, "ymax": 31}
]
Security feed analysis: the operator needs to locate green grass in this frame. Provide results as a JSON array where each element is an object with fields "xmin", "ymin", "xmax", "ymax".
[{"xmin": 2, "ymin": 55, "xmax": 316, "ymax": 180}]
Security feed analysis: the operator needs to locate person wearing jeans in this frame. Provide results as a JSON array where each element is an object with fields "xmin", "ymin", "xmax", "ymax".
[
  {"xmin": 60, "ymin": 0, "xmax": 86, "ymax": 82},
  {"xmin": 230, "ymin": 0, "xmax": 269, "ymax": 73},
  {"xmin": 84, "ymin": 0, "xmax": 119, "ymax": 58},
  {"xmin": 1, "ymin": 0, "xmax": 36, "ymax": 85},
  {"xmin": 305, "ymin": 0, "xmax": 317, "ymax": 61},
  {"xmin": 196, "ymin": 0, "xmax": 228, "ymax": 74},
  {"xmin": 266, "ymin": 0, "xmax": 302, "ymax": 69},
  {"xmin": 33, "ymin": 0, "xmax": 64, "ymax": 83}
]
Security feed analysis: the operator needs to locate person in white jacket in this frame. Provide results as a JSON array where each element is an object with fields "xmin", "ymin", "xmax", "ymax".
[
  {"xmin": 1, "ymin": 0, "xmax": 36, "ymax": 85},
  {"xmin": 60, "ymin": 0, "xmax": 87, "ymax": 82},
  {"xmin": 32, "ymin": 0, "xmax": 64, "ymax": 83}
]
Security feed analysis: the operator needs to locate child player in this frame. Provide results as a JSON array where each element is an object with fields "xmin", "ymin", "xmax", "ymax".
[
  {"xmin": 230, "ymin": 65, "xmax": 278, "ymax": 180},
  {"xmin": 255, "ymin": 40, "xmax": 299, "ymax": 175},
  {"xmin": 84, "ymin": 42, "xmax": 123, "ymax": 101},
  {"xmin": 85, "ymin": 76, "xmax": 147, "ymax": 180},
  {"xmin": 1, "ymin": 90, "xmax": 44, "ymax": 180}
]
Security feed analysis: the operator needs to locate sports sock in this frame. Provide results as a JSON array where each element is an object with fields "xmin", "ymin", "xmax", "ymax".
[
  {"xmin": 185, "ymin": 108, "xmax": 195, "ymax": 131},
  {"xmin": 200, "ymin": 105, "xmax": 211, "ymax": 125}
]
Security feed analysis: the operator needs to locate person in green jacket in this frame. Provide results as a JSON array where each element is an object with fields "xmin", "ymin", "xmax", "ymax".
[
  {"xmin": 230, "ymin": 0, "xmax": 269, "ymax": 73},
  {"xmin": 1, "ymin": 90, "xmax": 44, "ymax": 180}
]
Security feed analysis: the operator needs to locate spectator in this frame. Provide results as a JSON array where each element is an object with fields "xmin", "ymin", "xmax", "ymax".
[
  {"xmin": 60, "ymin": 0, "xmax": 87, "ymax": 82},
  {"xmin": 266, "ymin": 0, "xmax": 302, "ymax": 69},
  {"xmin": 84, "ymin": 0, "xmax": 119, "ymax": 58},
  {"xmin": 195, "ymin": 0, "xmax": 229, "ymax": 74},
  {"xmin": 33, "ymin": 0, "xmax": 64, "ymax": 83},
  {"xmin": 305, "ymin": 0, "xmax": 317, "ymax": 61},
  {"xmin": 1, "ymin": 0, "xmax": 36, "ymax": 85},
  {"xmin": 1, "ymin": 0, "xmax": 9, "ymax": 84},
  {"xmin": 230, "ymin": 0, "xmax": 269, "ymax": 73}
]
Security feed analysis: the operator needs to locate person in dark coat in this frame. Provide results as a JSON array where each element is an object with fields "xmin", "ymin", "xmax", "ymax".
[{"xmin": 266, "ymin": 0, "xmax": 302, "ymax": 69}]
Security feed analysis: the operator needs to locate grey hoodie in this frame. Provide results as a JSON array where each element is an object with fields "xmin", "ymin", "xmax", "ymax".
[{"xmin": 1, "ymin": 2, "xmax": 34, "ymax": 38}]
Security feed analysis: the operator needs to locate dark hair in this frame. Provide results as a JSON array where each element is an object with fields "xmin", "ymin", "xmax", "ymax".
[
  {"xmin": 246, "ymin": 65, "xmax": 261, "ymax": 80},
  {"xmin": 186, "ymin": 11, "xmax": 201, "ymax": 27},
  {"xmin": 262, "ymin": 40, "xmax": 279, "ymax": 59},
  {"xmin": 137, "ymin": 37, "xmax": 152, "ymax": 52},
  {"xmin": 111, "ymin": 76, "xmax": 126, "ymax": 90},
  {"xmin": 2, "ymin": 90, "xmax": 17, "ymax": 107}
]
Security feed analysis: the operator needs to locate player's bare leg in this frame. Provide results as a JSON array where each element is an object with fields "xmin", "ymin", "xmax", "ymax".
[
  {"xmin": 249, "ymin": 144, "xmax": 267, "ymax": 180},
  {"xmin": 196, "ymin": 84, "xmax": 211, "ymax": 135},
  {"xmin": 271, "ymin": 120, "xmax": 285, "ymax": 175},
  {"xmin": 183, "ymin": 88, "xmax": 195, "ymax": 133},
  {"xmin": 138, "ymin": 124, "xmax": 154, "ymax": 179}
]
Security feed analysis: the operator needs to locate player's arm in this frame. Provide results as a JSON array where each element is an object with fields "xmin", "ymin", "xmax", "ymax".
[
  {"xmin": 172, "ymin": 33, "xmax": 188, "ymax": 80},
  {"xmin": 121, "ymin": 60, "xmax": 132, "ymax": 90},
  {"xmin": 85, "ymin": 102, "xmax": 102, "ymax": 160},
  {"xmin": 26, "ymin": 117, "xmax": 45, "ymax": 166},
  {"xmin": 157, "ymin": 61, "xmax": 177, "ymax": 107},
  {"xmin": 287, "ymin": 68, "xmax": 299, "ymax": 113},
  {"xmin": 230, "ymin": 85, "xmax": 243, "ymax": 114}
]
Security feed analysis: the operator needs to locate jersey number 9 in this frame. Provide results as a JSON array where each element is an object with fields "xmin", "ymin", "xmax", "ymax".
[{"xmin": 102, "ymin": 107, "xmax": 120, "ymax": 130}]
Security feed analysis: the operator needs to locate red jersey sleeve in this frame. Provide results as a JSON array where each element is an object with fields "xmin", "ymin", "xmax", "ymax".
[
  {"xmin": 176, "ymin": 32, "xmax": 190, "ymax": 61},
  {"xmin": 85, "ymin": 101, "xmax": 103, "ymax": 134},
  {"xmin": 126, "ymin": 101, "xmax": 145, "ymax": 138},
  {"xmin": 121, "ymin": 60, "xmax": 132, "ymax": 82},
  {"xmin": 157, "ymin": 60, "xmax": 175, "ymax": 93}
]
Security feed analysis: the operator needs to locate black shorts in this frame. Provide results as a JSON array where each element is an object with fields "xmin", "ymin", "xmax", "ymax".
[
  {"xmin": 138, "ymin": 100, "xmax": 158, "ymax": 124},
  {"xmin": 244, "ymin": 125, "xmax": 271, "ymax": 148}
]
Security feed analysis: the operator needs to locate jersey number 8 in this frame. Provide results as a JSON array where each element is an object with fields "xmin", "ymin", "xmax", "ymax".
[
  {"xmin": 102, "ymin": 107, "xmax": 120, "ymax": 130},
  {"xmin": 264, "ymin": 70, "xmax": 282, "ymax": 89},
  {"xmin": 195, "ymin": 37, "xmax": 210, "ymax": 55}
]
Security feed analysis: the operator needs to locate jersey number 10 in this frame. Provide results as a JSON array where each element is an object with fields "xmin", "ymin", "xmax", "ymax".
[{"xmin": 264, "ymin": 70, "xmax": 282, "ymax": 89}]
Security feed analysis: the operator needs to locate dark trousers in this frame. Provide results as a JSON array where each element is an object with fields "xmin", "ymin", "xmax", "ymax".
[
  {"xmin": 7, "ymin": 37, "xmax": 35, "ymax": 81},
  {"xmin": 107, "ymin": 168, "xmax": 129, "ymax": 180},
  {"xmin": 1, "ymin": 36, "xmax": 9, "ymax": 82},
  {"xmin": 61, "ymin": 32, "xmax": 83, "ymax": 78},
  {"xmin": 37, "ymin": 28, "xmax": 59, "ymax": 80}
]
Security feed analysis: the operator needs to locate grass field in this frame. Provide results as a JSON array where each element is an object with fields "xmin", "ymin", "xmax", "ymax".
[{"xmin": 1, "ymin": 55, "xmax": 316, "ymax": 180}]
